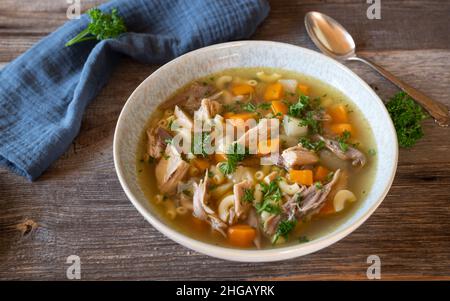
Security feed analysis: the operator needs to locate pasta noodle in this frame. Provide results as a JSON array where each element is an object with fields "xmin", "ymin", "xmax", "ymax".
[
  {"xmin": 165, "ymin": 200, "xmax": 176, "ymax": 220},
  {"xmin": 157, "ymin": 118, "xmax": 168, "ymax": 128},
  {"xmin": 213, "ymin": 173, "xmax": 225, "ymax": 185},
  {"xmin": 278, "ymin": 179, "xmax": 301, "ymax": 195},
  {"xmin": 176, "ymin": 206, "xmax": 188, "ymax": 215},
  {"xmin": 247, "ymin": 79, "xmax": 258, "ymax": 86},
  {"xmin": 254, "ymin": 170, "xmax": 265, "ymax": 181},
  {"xmin": 256, "ymin": 71, "xmax": 281, "ymax": 82},
  {"xmin": 214, "ymin": 164, "xmax": 226, "ymax": 184},
  {"xmin": 254, "ymin": 184, "xmax": 263, "ymax": 203},
  {"xmin": 261, "ymin": 165, "xmax": 272, "ymax": 175},
  {"xmin": 218, "ymin": 194, "xmax": 235, "ymax": 223},
  {"xmin": 210, "ymin": 181, "xmax": 233, "ymax": 199},
  {"xmin": 215, "ymin": 75, "xmax": 232, "ymax": 89}
]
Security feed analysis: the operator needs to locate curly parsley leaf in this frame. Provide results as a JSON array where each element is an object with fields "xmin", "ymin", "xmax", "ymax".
[
  {"xmin": 288, "ymin": 95, "xmax": 310, "ymax": 117},
  {"xmin": 65, "ymin": 8, "xmax": 127, "ymax": 47},
  {"xmin": 386, "ymin": 92, "xmax": 428, "ymax": 148}
]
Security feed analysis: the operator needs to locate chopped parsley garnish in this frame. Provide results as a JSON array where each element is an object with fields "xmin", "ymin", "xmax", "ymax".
[
  {"xmin": 258, "ymin": 102, "xmax": 272, "ymax": 110},
  {"xmin": 242, "ymin": 102, "xmax": 257, "ymax": 112},
  {"xmin": 288, "ymin": 95, "xmax": 310, "ymax": 117},
  {"xmin": 255, "ymin": 202, "xmax": 281, "ymax": 215},
  {"xmin": 325, "ymin": 171, "xmax": 335, "ymax": 182},
  {"xmin": 299, "ymin": 137, "xmax": 325, "ymax": 152},
  {"xmin": 273, "ymin": 219, "xmax": 297, "ymax": 244},
  {"xmin": 337, "ymin": 130, "xmax": 351, "ymax": 152},
  {"xmin": 386, "ymin": 92, "xmax": 428, "ymax": 148},
  {"xmin": 314, "ymin": 182, "xmax": 323, "ymax": 190},
  {"xmin": 368, "ymin": 148, "xmax": 377, "ymax": 156},
  {"xmin": 299, "ymin": 111, "xmax": 322, "ymax": 134},
  {"xmin": 255, "ymin": 180, "xmax": 282, "ymax": 214},
  {"xmin": 243, "ymin": 188, "xmax": 255, "ymax": 203},
  {"xmin": 260, "ymin": 180, "xmax": 282, "ymax": 202},
  {"xmin": 218, "ymin": 143, "xmax": 247, "ymax": 175}
]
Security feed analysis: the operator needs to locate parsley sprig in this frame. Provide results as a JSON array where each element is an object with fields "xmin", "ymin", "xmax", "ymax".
[{"xmin": 65, "ymin": 8, "xmax": 127, "ymax": 47}]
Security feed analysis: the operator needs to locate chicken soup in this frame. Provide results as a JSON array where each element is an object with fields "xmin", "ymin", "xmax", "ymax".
[{"xmin": 137, "ymin": 68, "xmax": 376, "ymax": 249}]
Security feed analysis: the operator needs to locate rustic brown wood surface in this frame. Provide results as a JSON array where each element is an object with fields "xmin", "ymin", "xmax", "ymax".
[{"xmin": 0, "ymin": 0, "xmax": 449, "ymax": 280}]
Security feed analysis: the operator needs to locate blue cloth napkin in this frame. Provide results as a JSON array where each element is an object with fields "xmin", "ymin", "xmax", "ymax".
[{"xmin": 0, "ymin": 0, "xmax": 269, "ymax": 180}]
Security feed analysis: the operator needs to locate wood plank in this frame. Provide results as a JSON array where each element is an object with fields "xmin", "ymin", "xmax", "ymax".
[
  {"xmin": 0, "ymin": 0, "xmax": 449, "ymax": 62},
  {"xmin": 0, "ymin": 0, "xmax": 449, "ymax": 280}
]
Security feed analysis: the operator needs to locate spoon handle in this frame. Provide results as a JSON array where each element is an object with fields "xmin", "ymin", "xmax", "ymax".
[{"xmin": 349, "ymin": 55, "xmax": 449, "ymax": 127}]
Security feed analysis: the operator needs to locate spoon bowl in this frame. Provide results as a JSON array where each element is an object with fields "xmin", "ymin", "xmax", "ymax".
[
  {"xmin": 304, "ymin": 11, "xmax": 449, "ymax": 126},
  {"xmin": 305, "ymin": 11, "xmax": 356, "ymax": 59}
]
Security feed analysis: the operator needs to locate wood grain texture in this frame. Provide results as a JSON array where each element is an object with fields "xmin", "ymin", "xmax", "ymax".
[{"xmin": 0, "ymin": 0, "xmax": 449, "ymax": 280}]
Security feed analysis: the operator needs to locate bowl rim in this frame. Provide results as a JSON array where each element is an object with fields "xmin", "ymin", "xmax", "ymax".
[{"xmin": 113, "ymin": 40, "xmax": 398, "ymax": 262}]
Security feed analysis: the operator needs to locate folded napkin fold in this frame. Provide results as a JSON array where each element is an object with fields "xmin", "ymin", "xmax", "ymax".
[{"xmin": 0, "ymin": 0, "xmax": 269, "ymax": 180}]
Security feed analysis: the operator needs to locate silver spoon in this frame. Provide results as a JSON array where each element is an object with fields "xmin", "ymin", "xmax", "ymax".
[{"xmin": 305, "ymin": 11, "xmax": 449, "ymax": 127}]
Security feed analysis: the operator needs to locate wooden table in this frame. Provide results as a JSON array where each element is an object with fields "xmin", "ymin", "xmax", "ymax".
[{"xmin": 1, "ymin": 0, "xmax": 449, "ymax": 280}]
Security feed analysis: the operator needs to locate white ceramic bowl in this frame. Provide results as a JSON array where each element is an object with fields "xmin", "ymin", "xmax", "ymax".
[{"xmin": 113, "ymin": 41, "xmax": 398, "ymax": 262}]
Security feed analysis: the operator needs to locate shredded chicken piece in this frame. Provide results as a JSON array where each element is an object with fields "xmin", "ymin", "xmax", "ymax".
[
  {"xmin": 233, "ymin": 180, "xmax": 253, "ymax": 219},
  {"xmin": 146, "ymin": 126, "xmax": 172, "ymax": 159},
  {"xmin": 317, "ymin": 135, "xmax": 367, "ymax": 166},
  {"xmin": 297, "ymin": 169, "xmax": 341, "ymax": 216},
  {"xmin": 264, "ymin": 169, "xmax": 341, "ymax": 236},
  {"xmin": 195, "ymin": 98, "xmax": 222, "ymax": 121},
  {"xmin": 236, "ymin": 118, "xmax": 279, "ymax": 150},
  {"xmin": 160, "ymin": 82, "xmax": 216, "ymax": 113},
  {"xmin": 264, "ymin": 215, "xmax": 281, "ymax": 237},
  {"xmin": 263, "ymin": 171, "xmax": 279, "ymax": 184},
  {"xmin": 174, "ymin": 105, "xmax": 193, "ymax": 129},
  {"xmin": 192, "ymin": 171, "xmax": 228, "ymax": 236},
  {"xmin": 281, "ymin": 145, "xmax": 319, "ymax": 168},
  {"xmin": 155, "ymin": 144, "xmax": 189, "ymax": 194}
]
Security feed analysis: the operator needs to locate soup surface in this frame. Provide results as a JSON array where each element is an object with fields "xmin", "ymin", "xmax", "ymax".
[{"xmin": 137, "ymin": 68, "xmax": 376, "ymax": 249}]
